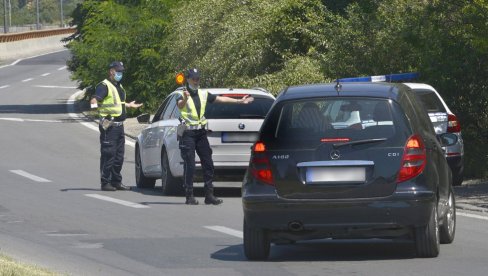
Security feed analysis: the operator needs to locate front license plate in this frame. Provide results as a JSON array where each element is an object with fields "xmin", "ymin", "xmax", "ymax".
[
  {"xmin": 306, "ymin": 167, "xmax": 366, "ymax": 184},
  {"xmin": 221, "ymin": 132, "xmax": 258, "ymax": 143}
]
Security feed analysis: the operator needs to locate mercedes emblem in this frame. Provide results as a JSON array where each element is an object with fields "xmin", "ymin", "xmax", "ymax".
[
  {"xmin": 238, "ymin": 123, "xmax": 245, "ymax": 130},
  {"xmin": 330, "ymin": 150, "xmax": 341, "ymax": 160}
]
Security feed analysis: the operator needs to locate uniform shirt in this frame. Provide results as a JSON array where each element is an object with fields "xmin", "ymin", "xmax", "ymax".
[
  {"xmin": 94, "ymin": 80, "xmax": 126, "ymax": 122},
  {"xmin": 176, "ymin": 88, "xmax": 217, "ymax": 118}
]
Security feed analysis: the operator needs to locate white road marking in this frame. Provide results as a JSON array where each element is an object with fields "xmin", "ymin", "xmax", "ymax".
[
  {"xmin": 22, "ymin": 78, "xmax": 34, "ymax": 82},
  {"xmin": 0, "ymin": 117, "xmax": 62, "ymax": 123},
  {"xmin": 41, "ymin": 73, "xmax": 51, "ymax": 77},
  {"xmin": 85, "ymin": 194, "xmax": 150, "ymax": 209},
  {"xmin": 9, "ymin": 170, "xmax": 51, "ymax": 182},
  {"xmin": 45, "ymin": 232, "xmax": 89, "ymax": 237},
  {"xmin": 458, "ymin": 212, "xmax": 488, "ymax": 221},
  {"xmin": 0, "ymin": 85, "xmax": 9, "ymax": 89},
  {"xmin": 68, "ymin": 91, "xmax": 136, "ymax": 148},
  {"xmin": 204, "ymin": 226, "xmax": 243, "ymax": 239},
  {"xmin": 58, "ymin": 66, "xmax": 68, "ymax": 71},
  {"xmin": 34, "ymin": 85, "xmax": 77, "ymax": 89}
]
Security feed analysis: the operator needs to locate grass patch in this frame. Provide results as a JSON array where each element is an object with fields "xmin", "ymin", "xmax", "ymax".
[{"xmin": 0, "ymin": 254, "xmax": 60, "ymax": 276}]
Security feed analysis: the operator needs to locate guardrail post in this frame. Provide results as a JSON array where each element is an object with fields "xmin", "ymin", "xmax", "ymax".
[{"xmin": 3, "ymin": 0, "xmax": 8, "ymax": 33}]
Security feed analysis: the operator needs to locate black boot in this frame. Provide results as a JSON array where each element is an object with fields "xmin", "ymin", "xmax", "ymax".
[
  {"xmin": 204, "ymin": 188, "xmax": 223, "ymax": 205},
  {"xmin": 185, "ymin": 189, "xmax": 199, "ymax": 205}
]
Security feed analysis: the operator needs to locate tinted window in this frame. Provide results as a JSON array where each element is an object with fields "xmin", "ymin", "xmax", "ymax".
[
  {"xmin": 205, "ymin": 96, "xmax": 274, "ymax": 119},
  {"xmin": 264, "ymin": 97, "xmax": 409, "ymax": 147},
  {"xmin": 415, "ymin": 90, "xmax": 446, "ymax": 113}
]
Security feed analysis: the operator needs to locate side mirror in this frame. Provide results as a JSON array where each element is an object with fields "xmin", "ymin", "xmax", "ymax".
[
  {"xmin": 438, "ymin": 133, "xmax": 458, "ymax": 147},
  {"xmin": 137, "ymin": 113, "xmax": 151, "ymax": 124}
]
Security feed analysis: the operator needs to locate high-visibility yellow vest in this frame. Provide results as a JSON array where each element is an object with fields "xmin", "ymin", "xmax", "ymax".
[
  {"xmin": 178, "ymin": 89, "xmax": 208, "ymax": 126},
  {"xmin": 98, "ymin": 79, "xmax": 125, "ymax": 117}
]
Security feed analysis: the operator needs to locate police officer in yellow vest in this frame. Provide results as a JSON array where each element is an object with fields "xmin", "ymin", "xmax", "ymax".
[
  {"xmin": 177, "ymin": 68, "xmax": 254, "ymax": 205},
  {"xmin": 90, "ymin": 61, "xmax": 143, "ymax": 191}
]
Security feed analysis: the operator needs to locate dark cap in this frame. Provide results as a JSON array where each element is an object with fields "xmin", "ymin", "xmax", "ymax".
[
  {"xmin": 186, "ymin": 68, "xmax": 200, "ymax": 79},
  {"xmin": 109, "ymin": 61, "xmax": 125, "ymax": 72}
]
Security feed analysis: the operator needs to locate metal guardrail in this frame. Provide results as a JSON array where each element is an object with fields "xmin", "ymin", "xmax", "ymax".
[{"xmin": 0, "ymin": 27, "xmax": 76, "ymax": 43}]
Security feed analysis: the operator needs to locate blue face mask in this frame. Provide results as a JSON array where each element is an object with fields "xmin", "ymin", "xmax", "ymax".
[{"xmin": 114, "ymin": 72, "xmax": 123, "ymax": 82}]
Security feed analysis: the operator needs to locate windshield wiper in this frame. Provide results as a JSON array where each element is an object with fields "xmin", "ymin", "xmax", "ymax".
[{"xmin": 333, "ymin": 138, "xmax": 387, "ymax": 149}]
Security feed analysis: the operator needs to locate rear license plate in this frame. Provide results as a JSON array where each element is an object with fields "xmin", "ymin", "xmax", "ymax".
[
  {"xmin": 306, "ymin": 167, "xmax": 366, "ymax": 184},
  {"xmin": 221, "ymin": 132, "xmax": 258, "ymax": 143}
]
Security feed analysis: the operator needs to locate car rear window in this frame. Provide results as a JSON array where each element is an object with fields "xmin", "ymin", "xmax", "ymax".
[
  {"xmin": 263, "ymin": 97, "xmax": 409, "ymax": 147},
  {"xmin": 414, "ymin": 90, "xmax": 446, "ymax": 113},
  {"xmin": 205, "ymin": 96, "xmax": 274, "ymax": 119}
]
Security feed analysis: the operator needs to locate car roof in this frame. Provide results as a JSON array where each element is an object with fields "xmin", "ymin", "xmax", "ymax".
[
  {"xmin": 279, "ymin": 82, "xmax": 406, "ymax": 102},
  {"xmin": 171, "ymin": 87, "xmax": 275, "ymax": 98}
]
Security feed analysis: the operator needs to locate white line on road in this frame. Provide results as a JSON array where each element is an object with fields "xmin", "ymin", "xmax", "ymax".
[
  {"xmin": 22, "ymin": 78, "xmax": 34, "ymax": 82},
  {"xmin": 41, "ymin": 73, "xmax": 51, "ymax": 77},
  {"xmin": 58, "ymin": 66, "xmax": 68, "ymax": 71},
  {"xmin": 0, "ymin": 85, "xmax": 9, "ymax": 89},
  {"xmin": 204, "ymin": 226, "xmax": 243, "ymax": 239},
  {"xmin": 34, "ymin": 85, "xmax": 78, "ymax": 89},
  {"xmin": 85, "ymin": 194, "xmax": 150, "ymax": 209},
  {"xmin": 9, "ymin": 170, "xmax": 52, "ymax": 182},
  {"xmin": 0, "ymin": 117, "xmax": 63, "ymax": 123},
  {"xmin": 458, "ymin": 212, "xmax": 488, "ymax": 221}
]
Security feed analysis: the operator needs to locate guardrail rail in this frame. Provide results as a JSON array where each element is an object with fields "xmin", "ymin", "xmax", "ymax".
[{"xmin": 0, "ymin": 27, "xmax": 76, "ymax": 43}]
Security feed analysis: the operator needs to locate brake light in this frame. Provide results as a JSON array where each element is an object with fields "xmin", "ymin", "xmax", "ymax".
[
  {"xmin": 397, "ymin": 134, "xmax": 426, "ymax": 183},
  {"xmin": 321, "ymin": 138, "xmax": 351, "ymax": 143},
  {"xmin": 250, "ymin": 141, "xmax": 274, "ymax": 185},
  {"xmin": 447, "ymin": 114, "xmax": 461, "ymax": 133}
]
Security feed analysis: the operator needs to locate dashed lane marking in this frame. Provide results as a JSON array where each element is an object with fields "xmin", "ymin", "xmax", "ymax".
[
  {"xmin": 41, "ymin": 73, "xmax": 51, "ymax": 77},
  {"xmin": 9, "ymin": 170, "xmax": 51, "ymax": 182},
  {"xmin": 0, "ymin": 85, "xmax": 9, "ymax": 89},
  {"xmin": 85, "ymin": 194, "xmax": 150, "ymax": 209},
  {"xmin": 204, "ymin": 226, "xmax": 243, "ymax": 239},
  {"xmin": 34, "ymin": 85, "xmax": 77, "ymax": 89},
  {"xmin": 22, "ymin": 78, "xmax": 33, "ymax": 82},
  {"xmin": 0, "ymin": 117, "xmax": 63, "ymax": 123},
  {"xmin": 58, "ymin": 66, "xmax": 68, "ymax": 71}
]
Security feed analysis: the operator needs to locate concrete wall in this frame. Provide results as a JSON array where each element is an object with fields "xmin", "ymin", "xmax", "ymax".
[{"xmin": 0, "ymin": 34, "xmax": 68, "ymax": 61}]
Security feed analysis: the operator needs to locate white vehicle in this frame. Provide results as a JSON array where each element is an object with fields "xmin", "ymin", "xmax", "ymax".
[
  {"xmin": 404, "ymin": 83, "xmax": 464, "ymax": 186},
  {"xmin": 135, "ymin": 87, "xmax": 275, "ymax": 195}
]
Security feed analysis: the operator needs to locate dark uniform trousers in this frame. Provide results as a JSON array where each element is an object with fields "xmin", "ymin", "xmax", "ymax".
[
  {"xmin": 99, "ymin": 124, "xmax": 125, "ymax": 186},
  {"xmin": 179, "ymin": 129, "xmax": 214, "ymax": 191}
]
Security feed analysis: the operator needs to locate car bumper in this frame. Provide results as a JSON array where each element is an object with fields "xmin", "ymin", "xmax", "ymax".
[{"xmin": 243, "ymin": 190, "xmax": 435, "ymax": 240}]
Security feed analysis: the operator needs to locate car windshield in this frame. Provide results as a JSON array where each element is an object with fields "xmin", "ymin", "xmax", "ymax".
[
  {"xmin": 268, "ymin": 97, "xmax": 408, "ymax": 146},
  {"xmin": 205, "ymin": 96, "xmax": 274, "ymax": 119}
]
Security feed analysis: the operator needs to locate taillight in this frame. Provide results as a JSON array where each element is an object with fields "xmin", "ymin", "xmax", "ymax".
[
  {"xmin": 447, "ymin": 114, "xmax": 461, "ymax": 133},
  {"xmin": 250, "ymin": 141, "xmax": 274, "ymax": 185},
  {"xmin": 397, "ymin": 134, "xmax": 426, "ymax": 183}
]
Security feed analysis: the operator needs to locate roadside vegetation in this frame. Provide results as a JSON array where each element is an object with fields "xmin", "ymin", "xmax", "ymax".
[
  {"xmin": 0, "ymin": 254, "xmax": 60, "ymax": 276},
  {"xmin": 64, "ymin": 0, "xmax": 488, "ymax": 179}
]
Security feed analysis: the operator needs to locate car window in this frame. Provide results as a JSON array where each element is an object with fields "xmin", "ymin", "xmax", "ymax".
[
  {"xmin": 266, "ymin": 98, "xmax": 408, "ymax": 147},
  {"xmin": 414, "ymin": 90, "xmax": 446, "ymax": 113},
  {"xmin": 205, "ymin": 96, "xmax": 274, "ymax": 119},
  {"xmin": 161, "ymin": 95, "xmax": 177, "ymax": 120},
  {"xmin": 152, "ymin": 94, "xmax": 174, "ymax": 123}
]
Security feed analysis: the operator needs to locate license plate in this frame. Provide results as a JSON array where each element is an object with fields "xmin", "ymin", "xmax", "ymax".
[
  {"xmin": 221, "ymin": 132, "xmax": 258, "ymax": 143},
  {"xmin": 306, "ymin": 167, "xmax": 366, "ymax": 184}
]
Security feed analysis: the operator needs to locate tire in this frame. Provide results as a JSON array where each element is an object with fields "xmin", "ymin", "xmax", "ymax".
[
  {"xmin": 440, "ymin": 189, "xmax": 456, "ymax": 244},
  {"xmin": 243, "ymin": 219, "xmax": 270, "ymax": 260},
  {"xmin": 135, "ymin": 146, "xmax": 156, "ymax": 189},
  {"xmin": 415, "ymin": 204, "xmax": 440, "ymax": 258},
  {"xmin": 161, "ymin": 150, "xmax": 184, "ymax": 196}
]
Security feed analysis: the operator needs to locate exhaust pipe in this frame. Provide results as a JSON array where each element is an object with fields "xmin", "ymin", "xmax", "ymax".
[{"xmin": 288, "ymin": 221, "xmax": 304, "ymax": 232}]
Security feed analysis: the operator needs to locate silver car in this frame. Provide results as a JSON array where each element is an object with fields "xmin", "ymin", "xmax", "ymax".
[
  {"xmin": 135, "ymin": 87, "xmax": 275, "ymax": 194},
  {"xmin": 404, "ymin": 83, "xmax": 464, "ymax": 186}
]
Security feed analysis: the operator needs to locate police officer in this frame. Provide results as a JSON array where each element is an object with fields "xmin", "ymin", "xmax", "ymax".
[
  {"xmin": 177, "ymin": 68, "xmax": 254, "ymax": 205},
  {"xmin": 90, "ymin": 61, "xmax": 143, "ymax": 191}
]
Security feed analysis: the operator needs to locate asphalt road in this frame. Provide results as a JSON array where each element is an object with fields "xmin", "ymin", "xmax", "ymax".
[{"xmin": 1, "ymin": 51, "xmax": 488, "ymax": 276}]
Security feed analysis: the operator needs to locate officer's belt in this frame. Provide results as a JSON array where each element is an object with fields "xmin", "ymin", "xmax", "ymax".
[
  {"xmin": 112, "ymin": 121, "xmax": 124, "ymax": 127},
  {"xmin": 186, "ymin": 124, "xmax": 206, "ymax": 130}
]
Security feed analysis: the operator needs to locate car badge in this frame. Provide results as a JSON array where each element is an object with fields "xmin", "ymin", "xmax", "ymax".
[
  {"xmin": 238, "ymin": 123, "xmax": 245, "ymax": 130},
  {"xmin": 330, "ymin": 150, "xmax": 341, "ymax": 160}
]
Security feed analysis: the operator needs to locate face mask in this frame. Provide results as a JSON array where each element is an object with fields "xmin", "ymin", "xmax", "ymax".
[{"xmin": 114, "ymin": 72, "xmax": 123, "ymax": 82}]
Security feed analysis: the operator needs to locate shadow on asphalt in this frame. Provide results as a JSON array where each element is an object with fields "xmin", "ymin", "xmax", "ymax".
[{"xmin": 211, "ymin": 239, "xmax": 416, "ymax": 262}]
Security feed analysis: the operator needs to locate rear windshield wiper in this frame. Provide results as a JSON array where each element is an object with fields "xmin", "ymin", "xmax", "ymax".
[{"xmin": 333, "ymin": 138, "xmax": 387, "ymax": 149}]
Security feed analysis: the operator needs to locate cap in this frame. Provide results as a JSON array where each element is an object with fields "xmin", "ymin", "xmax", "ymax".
[
  {"xmin": 109, "ymin": 61, "xmax": 125, "ymax": 72},
  {"xmin": 186, "ymin": 68, "xmax": 200, "ymax": 79}
]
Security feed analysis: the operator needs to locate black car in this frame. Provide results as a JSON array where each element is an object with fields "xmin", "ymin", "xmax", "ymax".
[{"xmin": 242, "ymin": 82, "xmax": 457, "ymax": 260}]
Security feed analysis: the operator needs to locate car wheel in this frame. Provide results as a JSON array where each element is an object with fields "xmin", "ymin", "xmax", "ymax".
[
  {"xmin": 440, "ymin": 188, "xmax": 456, "ymax": 244},
  {"xmin": 135, "ymin": 145, "xmax": 156, "ymax": 189},
  {"xmin": 415, "ymin": 204, "xmax": 440, "ymax": 258},
  {"xmin": 161, "ymin": 150, "xmax": 184, "ymax": 196},
  {"xmin": 243, "ymin": 219, "xmax": 270, "ymax": 260}
]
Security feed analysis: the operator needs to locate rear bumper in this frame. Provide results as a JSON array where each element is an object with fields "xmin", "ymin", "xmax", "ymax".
[{"xmin": 242, "ymin": 190, "xmax": 435, "ymax": 240}]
